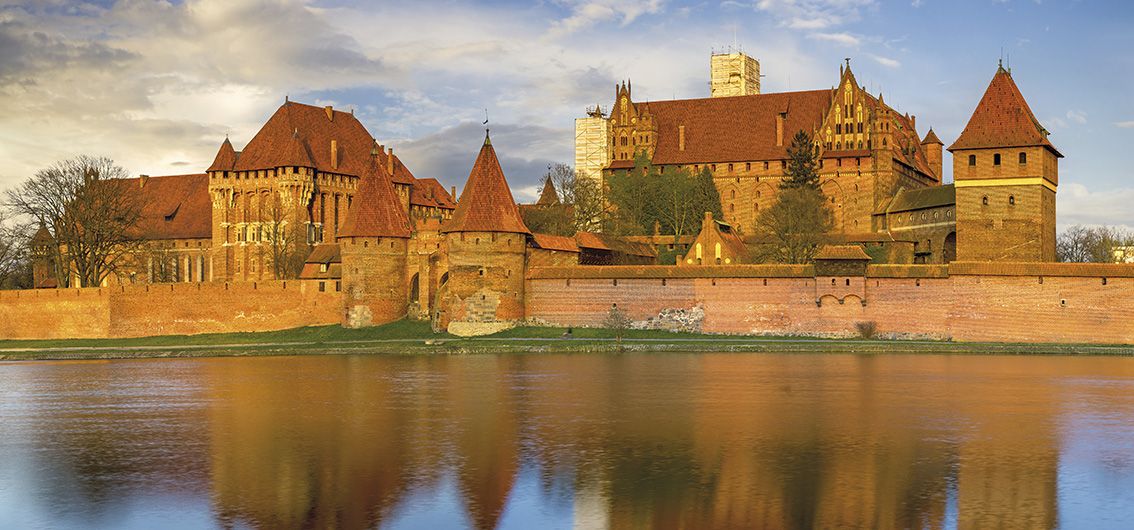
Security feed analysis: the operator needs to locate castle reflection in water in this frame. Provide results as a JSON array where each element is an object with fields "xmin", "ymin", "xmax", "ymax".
[{"xmin": 3, "ymin": 354, "xmax": 1133, "ymax": 529}]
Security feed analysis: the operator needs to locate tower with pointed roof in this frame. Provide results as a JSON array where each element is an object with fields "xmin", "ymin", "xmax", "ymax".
[
  {"xmin": 921, "ymin": 128, "xmax": 944, "ymax": 181},
  {"xmin": 436, "ymin": 133, "xmax": 531, "ymax": 334},
  {"xmin": 338, "ymin": 156, "xmax": 413, "ymax": 328},
  {"xmin": 30, "ymin": 224, "xmax": 57, "ymax": 289},
  {"xmin": 948, "ymin": 64, "xmax": 1061, "ymax": 262}
]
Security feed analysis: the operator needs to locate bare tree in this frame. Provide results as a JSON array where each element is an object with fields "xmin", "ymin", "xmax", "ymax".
[
  {"xmin": 265, "ymin": 195, "xmax": 310, "ymax": 280},
  {"xmin": 0, "ymin": 210, "xmax": 30, "ymax": 288},
  {"xmin": 752, "ymin": 186, "xmax": 833, "ymax": 264},
  {"xmin": 1057, "ymin": 225, "xmax": 1134, "ymax": 263},
  {"xmin": 5, "ymin": 156, "xmax": 145, "ymax": 287}
]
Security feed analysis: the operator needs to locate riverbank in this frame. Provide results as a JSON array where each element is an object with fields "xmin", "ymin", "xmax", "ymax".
[{"xmin": 2, "ymin": 321, "xmax": 1133, "ymax": 361}]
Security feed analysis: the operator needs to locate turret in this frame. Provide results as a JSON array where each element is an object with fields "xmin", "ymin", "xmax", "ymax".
[
  {"xmin": 437, "ymin": 132, "xmax": 531, "ymax": 335},
  {"xmin": 338, "ymin": 155, "xmax": 413, "ymax": 328},
  {"xmin": 921, "ymin": 128, "xmax": 944, "ymax": 182},
  {"xmin": 948, "ymin": 64, "xmax": 1061, "ymax": 262}
]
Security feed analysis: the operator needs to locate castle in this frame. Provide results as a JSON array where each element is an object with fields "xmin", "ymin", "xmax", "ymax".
[{"xmin": 13, "ymin": 55, "xmax": 1131, "ymax": 344}]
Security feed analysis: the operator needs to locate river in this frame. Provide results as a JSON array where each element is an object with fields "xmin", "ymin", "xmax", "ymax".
[{"xmin": 1, "ymin": 353, "xmax": 1133, "ymax": 529}]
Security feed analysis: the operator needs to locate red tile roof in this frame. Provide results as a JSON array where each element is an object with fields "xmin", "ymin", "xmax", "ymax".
[
  {"xmin": 641, "ymin": 89, "xmax": 832, "ymax": 164},
  {"xmin": 531, "ymin": 233, "xmax": 579, "ymax": 252},
  {"xmin": 234, "ymin": 101, "xmax": 380, "ymax": 175},
  {"xmin": 410, "ymin": 177, "xmax": 456, "ymax": 210},
  {"xmin": 387, "ymin": 151, "xmax": 415, "ymax": 185},
  {"xmin": 537, "ymin": 175, "xmax": 560, "ymax": 206},
  {"xmin": 814, "ymin": 244, "xmax": 872, "ymax": 261},
  {"xmin": 338, "ymin": 159, "xmax": 412, "ymax": 239},
  {"xmin": 207, "ymin": 138, "xmax": 238, "ymax": 172},
  {"xmin": 441, "ymin": 134, "xmax": 530, "ymax": 234},
  {"xmin": 115, "ymin": 174, "xmax": 212, "ymax": 240},
  {"xmin": 921, "ymin": 128, "xmax": 942, "ymax": 145},
  {"xmin": 948, "ymin": 66, "xmax": 1062, "ymax": 156}
]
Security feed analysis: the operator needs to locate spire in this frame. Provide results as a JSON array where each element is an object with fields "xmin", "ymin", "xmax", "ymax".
[
  {"xmin": 921, "ymin": 128, "xmax": 943, "ymax": 145},
  {"xmin": 207, "ymin": 137, "xmax": 238, "ymax": 172},
  {"xmin": 279, "ymin": 128, "xmax": 314, "ymax": 167},
  {"xmin": 536, "ymin": 173, "xmax": 560, "ymax": 206},
  {"xmin": 441, "ymin": 137, "xmax": 531, "ymax": 234},
  {"xmin": 948, "ymin": 66, "xmax": 1062, "ymax": 157},
  {"xmin": 338, "ymin": 158, "xmax": 412, "ymax": 239}
]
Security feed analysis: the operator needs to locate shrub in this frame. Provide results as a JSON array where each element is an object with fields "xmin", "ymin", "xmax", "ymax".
[{"xmin": 855, "ymin": 321, "xmax": 878, "ymax": 340}]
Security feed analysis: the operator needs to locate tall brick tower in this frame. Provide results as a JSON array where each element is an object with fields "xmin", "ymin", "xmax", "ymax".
[
  {"xmin": 30, "ymin": 224, "xmax": 56, "ymax": 289},
  {"xmin": 437, "ymin": 132, "xmax": 531, "ymax": 335},
  {"xmin": 338, "ymin": 154, "xmax": 412, "ymax": 328},
  {"xmin": 921, "ymin": 128, "xmax": 944, "ymax": 182},
  {"xmin": 948, "ymin": 64, "xmax": 1061, "ymax": 262}
]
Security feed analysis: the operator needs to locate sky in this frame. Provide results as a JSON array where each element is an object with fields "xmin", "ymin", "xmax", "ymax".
[{"xmin": 1, "ymin": 0, "xmax": 1132, "ymax": 228}]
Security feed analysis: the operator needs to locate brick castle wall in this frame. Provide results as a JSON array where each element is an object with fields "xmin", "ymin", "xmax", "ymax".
[
  {"xmin": 527, "ymin": 263, "xmax": 1134, "ymax": 344},
  {"xmin": 0, "ymin": 280, "xmax": 340, "ymax": 340}
]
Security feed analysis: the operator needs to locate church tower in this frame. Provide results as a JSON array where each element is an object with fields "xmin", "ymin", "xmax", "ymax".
[
  {"xmin": 948, "ymin": 64, "xmax": 1061, "ymax": 262},
  {"xmin": 710, "ymin": 51, "xmax": 761, "ymax": 97},
  {"xmin": 338, "ymin": 153, "xmax": 412, "ymax": 328},
  {"xmin": 437, "ymin": 132, "xmax": 531, "ymax": 335}
]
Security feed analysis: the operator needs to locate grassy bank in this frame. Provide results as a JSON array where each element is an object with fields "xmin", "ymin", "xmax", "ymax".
[{"xmin": 2, "ymin": 320, "xmax": 1133, "ymax": 361}]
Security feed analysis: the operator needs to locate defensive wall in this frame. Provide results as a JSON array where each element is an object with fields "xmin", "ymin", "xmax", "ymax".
[
  {"xmin": 0, "ymin": 280, "xmax": 341, "ymax": 340},
  {"xmin": 526, "ymin": 262, "xmax": 1134, "ymax": 344}
]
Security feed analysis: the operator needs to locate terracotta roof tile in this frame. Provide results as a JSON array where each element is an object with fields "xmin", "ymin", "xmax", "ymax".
[
  {"xmin": 338, "ymin": 159, "xmax": 412, "ymax": 239},
  {"xmin": 441, "ymin": 134, "xmax": 530, "ymax": 234},
  {"xmin": 881, "ymin": 184, "xmax": 955, "ymax": 214},
  {"xmin": 304, "ymin": 243, "xmax": 341, "ymax": 264},
  {"xmin": 234, "ymin": 101, "xmax": 380, "ymax": 175},
  {"xmin": 530, "ymin": 233, "xmax": 579, "ymax": 252},
  {"xmin": 640, "ymin": 90, "xmax": 832, "ymax": 165},
  {"xmin": 537, "ymin": 175, "xmax": 560, "ymax": 206},
  {"xmin": 410, "ymin": 178, "xmax": 456, "ymax": 210},
  {"xmin": 207, "ymin": 138, "xmax": 238, "ymax": 172},
  {"xmin": 574, "ymin": 231, "xmax": 610, "ymax": 251},
  {"xmin": 31, "ymin": 224, "xmax": 53, "ymax": 245},
  {"xmin": 921, "ymin": 128, "xmax": 942, "ymax": 145},
  {"xmin": 113, "ymin": 174, "xmax": 211, "ymax": 240},
  {"xmin": 814, "ymin": 244, "xmax": 872, "ymax": 261},
  {"xmin": 948, "ymin": 67, "xmax": 1062, "ymax": 156}
]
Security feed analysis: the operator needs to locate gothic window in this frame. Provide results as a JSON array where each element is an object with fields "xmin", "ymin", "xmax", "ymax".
[
  {"xmin": 969, "ymin": 154, "xmax": 977, "ymax": 166},
  {"xmin": 1009, "ymin": 195, "xmax": 1015, "ymax": 205},
  {"xmin": 1019, "ymin": 152, "xmax": 1027, "ymax": 164},
  {"xmin": 982, "ymin": 196, "xmax": 989, "ymax": 205},
  {"xmin": 837, "ymin": 123, "xmax": 842, "ymax": 134},
  {"xmin": 857, "ymin": 123, "xmax": 863, "ymax": 133},
  {"xmin": 728, "ymin": 163, "xmax": 734, "ymax": 172},
  {"xmin": 746, "ymin": 162, "xmax": 751, "ymax": 171},
  {"xmin": 730, "ymin": 190, "xmax": 736, "ymax": 199}
]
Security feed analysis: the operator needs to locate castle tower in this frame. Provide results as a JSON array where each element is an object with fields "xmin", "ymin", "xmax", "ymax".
[
  {"xmin": 437, "ymin": 132, "xmax": 531, "ymax": 335},
  {"xmin": 948, "ymin": 65, "xmax": 1061, "ymax": 262},
  {"xmin": 921, "ymin": 128, "xmax": 944, "ymax": 183},
  {"xmin": 338, "ymin": 155, "xmax": 412, "ymax": 328},
  {"xmin": 574, "ymin": 105, "xmax": 609, "ymax": 199},
  {"xmin": 710, "ymin": 51, "xmax": 760, "ymax": 98},
  {"xmin": 30, "ymin": 223, "xmax": 56, "ymax": 289}
]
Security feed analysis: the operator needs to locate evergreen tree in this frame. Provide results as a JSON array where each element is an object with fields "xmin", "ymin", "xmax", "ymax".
[
  {"xmin": 691, "ymin": 166, "xmax": 723, "ymax": 224},
  {"xmin": 782, "ymin": 130, "xmax": 820, "ymax": 190}
]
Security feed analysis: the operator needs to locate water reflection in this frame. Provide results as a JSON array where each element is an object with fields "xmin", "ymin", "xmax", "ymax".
[{"xmin": 1, "ymin": 354, "xmax": 1134, "ymax": 529}]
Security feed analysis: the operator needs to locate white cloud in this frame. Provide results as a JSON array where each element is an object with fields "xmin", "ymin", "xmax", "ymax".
[
  {"xmin": 1066, "ymin": 109, "xmax": 1087, "ymax": 124},
  {"xmin": 755, "ymin": 0, "xmax": 876, "ymax": 29},
  {"xmin": 1058, "ymin": 182, "xmax": 1134, "ymax": 229},
  {"xmin": 1115, "ymin": 121, "xmax": 1134, "ymax": 128},
  {"xmin": 547, "ymin": 0, "xmax": 666, "ymax": 37},
  {"xmin": 810, "ymin": 32, "xmax": 860, "ymax": 46},
  {"xmin": 869, "ymin": 54, "xmax": 901, "ymax": 68}
]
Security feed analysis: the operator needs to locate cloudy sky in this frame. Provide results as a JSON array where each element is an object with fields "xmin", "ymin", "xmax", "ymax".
[{"xmin": 1, "ymin": 0, "xmax": 1132, "ymax": 227}]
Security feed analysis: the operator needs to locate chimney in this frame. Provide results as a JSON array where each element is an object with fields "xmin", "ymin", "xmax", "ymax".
[
  {"xmin": 330, "ymin": 140, "xmax": 338, "ymax": 170},
  {"xmin": 451, "ymin": 185, "xmax": 458, "ymax": 202},
  {"xmin": 324, "ymin": 105, "xmax": 333, "ymax": 121},
  {"xmin": 386, "ymin": 147, "xmax": 395, "ymax": 175},
  {"xmin": 139, "ymin": 174, "xmax": 150, "ymax": 188},
  {"xmin": 703, "ymin": 211, "xmax": 713, "ymax": 231},
  {"xmin": 911, "ymin": 114, "xmax": 916, "ymax": 129},
  {"xmin": 678, "ymin": 125, "xmax": 686, "ymax": 151},
  {"xmin": 776, "ymin": 113, "xmax": 785, "ymax": 147}
]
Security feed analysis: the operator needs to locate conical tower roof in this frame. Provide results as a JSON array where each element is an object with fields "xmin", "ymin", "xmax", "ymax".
[
  {"xmin": 279, "ymin": 128, "xmax": 315, "ymax": 168},
  {"xmin": 31, "ymin": 223, "xmax": 53, "ymax": 245},
  {"xmin": 948, "ymin": 65, "xmax": 1062, "ymax": 156},
  {"xmin": 338, "ymin": 158, "xmax": 412, "ymax": 239},
  {"xmin": 920, "ymin": 128, "xmax": 942, "ymax": 145},
  {"xmin": 536, "ymin": 174, "xmax": 560, "ymax": 206},
  {"xmin": 441, "ymin": 133, "xmax": 530, "ymax": 234},
  {"xmin": 207, "ymin": 137, "xmax": 238, "ymax": 171}
]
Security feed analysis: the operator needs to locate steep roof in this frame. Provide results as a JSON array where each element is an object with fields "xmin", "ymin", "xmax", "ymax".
[
  {"xmin": 880, "ymin": 184, "xmax": 956, "ymax": 214},
  {"xmin": 530, "ymin": 233, "xmax": 579, "ymax": 253},
  {"xmin": 113, "ymin": 174, "xmax": 212, "ymax": 240},
  {"xmin": 536, "ymin": 175, "xmax": 560, "ymax": 206},
  {"xmin": 410, "ymin": 178, "xmax": 456, "ymax": 210},
  {"xmin": 234, "ymin": 101, "xmax": 381, "ymax": 174},
  {"xmin": 31, "ymin": 224, "xmax": 53, "ymax": 245},
  {"xmin": 303, "ymin": 243, "xmax": 341, "ymax": 264},
  {"xmin": 338, "ymin": 159, "xmax": 412, "ymax": 239},
  {"xmin": 441, "ymin": 134, "xmax": 530, "ymax": 234},
  {"xmin": 921, "ymin": 128, "xmax": 942, "ymax": 145},
  {"xmin": 207, "ymin": 138, "xmax": 238, "ymax": 172},
  {"xmin": 948, "ymin": 66, "xmax": 1062, "ymax": 156},
  {"xmin": 641, "ymin": 89, "xmax": 833, "ymax": 164}
]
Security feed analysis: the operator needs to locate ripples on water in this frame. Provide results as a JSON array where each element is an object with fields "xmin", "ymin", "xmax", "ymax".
[{"xmin": 1, "ymin": 353, "xmax": 1133, "ymax": 529}]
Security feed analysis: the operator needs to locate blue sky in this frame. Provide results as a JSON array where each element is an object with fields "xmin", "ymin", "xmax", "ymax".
[{"xmin": 1, "ymin": 0, "xmax": 1132, "ymax": 227}]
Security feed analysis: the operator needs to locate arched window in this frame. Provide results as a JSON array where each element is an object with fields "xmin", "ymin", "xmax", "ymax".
[
  {"xmin": 730, "ymin": 190, "xmax": 736, "ymax": 199},
  {"xmin": 982, "ymin": 196, "xmax": 989, "ymax": 206},
  {"xmin": 1009, "ymin": 195, "xmax": 1015, "ymax": 205},
  {"xmin": 969, "ymin": 154, "xmax": 977, "ymax": 166},
  {"xmin": 1019, "ymin": 152, "xmax": 1027, "ymax": 164}
]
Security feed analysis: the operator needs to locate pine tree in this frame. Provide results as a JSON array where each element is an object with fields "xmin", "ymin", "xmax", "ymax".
[{"xmin": 782, "ymin": 130, "xmax": 820, "ymax": 190}]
